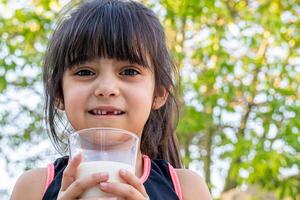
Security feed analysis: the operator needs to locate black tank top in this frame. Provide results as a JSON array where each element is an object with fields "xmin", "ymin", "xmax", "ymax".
[{"xmin": 42, "ymin": 155, "xmax": 182, "ymax": 200}]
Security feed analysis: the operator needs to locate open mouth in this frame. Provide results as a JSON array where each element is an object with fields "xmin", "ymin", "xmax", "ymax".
[{"xmin": 88, "ymin": 109, "xmax": 125, "ymax": 116}]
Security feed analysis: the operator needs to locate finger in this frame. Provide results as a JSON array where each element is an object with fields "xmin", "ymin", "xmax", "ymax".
[
  {"xmin": 99, "ymin": 181, "xmax": 147, "ymax": 200},
  {"xmin": 63, "ymin": 172, "xmax": 109, "ymax": 199},
  {"xmin": 119, "ymin": 169, "xmax": 147, "ymax": 196},
  {"xmin": 60, "ymin": 153, "xmax": 83, "ymax": 191}
]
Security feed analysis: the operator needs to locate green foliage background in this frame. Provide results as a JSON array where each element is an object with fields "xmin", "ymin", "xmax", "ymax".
[{"xmin": 0, "ymin": 0, "xmax": 299, "ymax": 199}]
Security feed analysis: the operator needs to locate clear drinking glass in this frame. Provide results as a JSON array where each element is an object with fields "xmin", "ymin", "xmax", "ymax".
[{"xmin": 69, "ymin": 127, "xmax": 139, "ymax": 199}]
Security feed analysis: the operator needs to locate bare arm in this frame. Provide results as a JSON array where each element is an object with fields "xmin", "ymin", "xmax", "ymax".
[
  {"xmin": 176, "ymin": 169, "xmax": 212, "ymax": 200},
  {"xmin": 10, "ymin": 168, "xmax": 47, "ymax": 200}
]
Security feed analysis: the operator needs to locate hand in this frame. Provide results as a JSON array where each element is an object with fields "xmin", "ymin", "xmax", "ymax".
[
  {"xmin": 98, "ymin": 169, "xmax": 149, "ymax": 200},
  {"xmin": 57, "ymin": 153, "xmax": 109, "ymax": 200}
]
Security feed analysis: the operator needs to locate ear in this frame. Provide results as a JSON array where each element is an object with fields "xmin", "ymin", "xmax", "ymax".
[
  {"xmin": 152, "ymin": 87, "xmax": 169, "ymax": 110},
  {"xmin": 55, "ymin": 98, "xmax": 65, "ymax": 111}
]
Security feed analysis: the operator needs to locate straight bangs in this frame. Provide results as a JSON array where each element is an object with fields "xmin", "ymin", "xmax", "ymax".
[{"xmin": 55, "ymin": 0, "xmax": 156, "ymax": 70}]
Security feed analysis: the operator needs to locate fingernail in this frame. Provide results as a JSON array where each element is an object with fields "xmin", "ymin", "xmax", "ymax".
[
  {"xmin": 100, "ymin": 172, "xmax": 109, "ymax": 178},
  {"xmin": 100, "ymin": 182, "xmax": 108, "ymax": 189},
  {"xmin": 69, "ymin": 153, "xmax": 81, "ymax": 163},
  {"xmin": 120, "ymin": 169, "xmax": 127, "ymax": 175},
  {"xmin": 74, "ymin": 152, "xmax": 82, "ymax": 160}
]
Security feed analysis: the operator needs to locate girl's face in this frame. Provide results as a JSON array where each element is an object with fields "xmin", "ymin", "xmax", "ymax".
[{"xmin": 61, "ymin": 58, "xmax": 157, "ymax": 137}]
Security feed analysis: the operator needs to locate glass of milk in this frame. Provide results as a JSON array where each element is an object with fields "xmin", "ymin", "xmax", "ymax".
[{"xmin": 69, "ymin": 127, "xmax": 139, "ymax": 199}]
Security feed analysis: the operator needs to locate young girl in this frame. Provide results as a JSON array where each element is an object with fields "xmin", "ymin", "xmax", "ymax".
[{"xmin": 11, "ymin": 0, "xmax": 212, "ymax": 199}]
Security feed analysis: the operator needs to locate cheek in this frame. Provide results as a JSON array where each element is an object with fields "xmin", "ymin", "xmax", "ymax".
[
  {"xmin": 127, "ymin": 82, "xmax": 154, "ymax": 115},
  {"xmin": 63, "ymin": 85, "xmax": 88, "ymax": 110},
  {"xmin": 63, "ymin": 85, "xmax": 89, "ymax": 130}
]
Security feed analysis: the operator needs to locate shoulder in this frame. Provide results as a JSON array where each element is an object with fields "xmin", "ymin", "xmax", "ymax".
[
  {"xmin": 175, "ymin": 168, "xmax": 212, "ymax": 200},
  {"xmin": 10, "ymin": 168, "xmax": 47, "ymax": 200}
]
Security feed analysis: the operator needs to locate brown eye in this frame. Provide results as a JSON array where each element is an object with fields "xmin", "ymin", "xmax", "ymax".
[
  {"xmin": 75, "ymin": 70, "xmax": 95, "ymax": 76},
  {"xmin": 120, "ymin": 68, "xmax": 140, "ymax": 76}
]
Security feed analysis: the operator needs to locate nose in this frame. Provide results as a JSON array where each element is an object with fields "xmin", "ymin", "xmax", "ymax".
[{"xmin": 94, "ymin": 76, "xmax": 120, "ymax": 97}]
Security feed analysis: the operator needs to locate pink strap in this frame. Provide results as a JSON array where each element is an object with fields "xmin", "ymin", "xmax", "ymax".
[
  {"xmin": 43, "ymin": 163, "xmax": 55, "ymax": 195},
  {"xmin": 140, "ymin": 155, "xmax": 151, "ymax": 183},
  {"xmin": 168, "ymin": 163, "xmax": 183, "ymax": 200}
]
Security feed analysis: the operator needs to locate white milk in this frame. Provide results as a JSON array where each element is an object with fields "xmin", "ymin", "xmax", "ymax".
[{"xmin": 77, "ymin": 161, "xmax": 135, "ymax": 198}]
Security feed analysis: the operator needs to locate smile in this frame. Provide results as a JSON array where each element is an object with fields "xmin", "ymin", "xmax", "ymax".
[
  {"xmin": 88, "ymin": 106, "xmax": 125, "ymax": 116},
  {"xmin": 89, "ymin": 110, "xmax": 125, "ymax": 115}
]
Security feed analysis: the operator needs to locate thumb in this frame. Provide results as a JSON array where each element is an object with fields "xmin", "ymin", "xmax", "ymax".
[{"xmin": 60, "ymin": 152, "xmax": 83, "ymax": 191}]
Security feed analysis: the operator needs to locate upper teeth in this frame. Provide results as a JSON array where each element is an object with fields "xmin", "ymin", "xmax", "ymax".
[{"xmin": 93, "ymin": 110, "xmax": 122, "ymax": 115}]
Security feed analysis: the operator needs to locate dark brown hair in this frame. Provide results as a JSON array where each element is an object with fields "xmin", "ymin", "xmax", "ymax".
[{"xmin": 43, "ymin": 0, "xmax": 182, "ymax": 167}]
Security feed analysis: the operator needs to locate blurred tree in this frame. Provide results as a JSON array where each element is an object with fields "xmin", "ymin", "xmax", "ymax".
[
  {"xmin": 156, "ymin": 0, "xmax": 300, "ymax": 199},
  {"xmin": 0, "ymin": 0, "xmax": 63, "ymax": 194}
]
